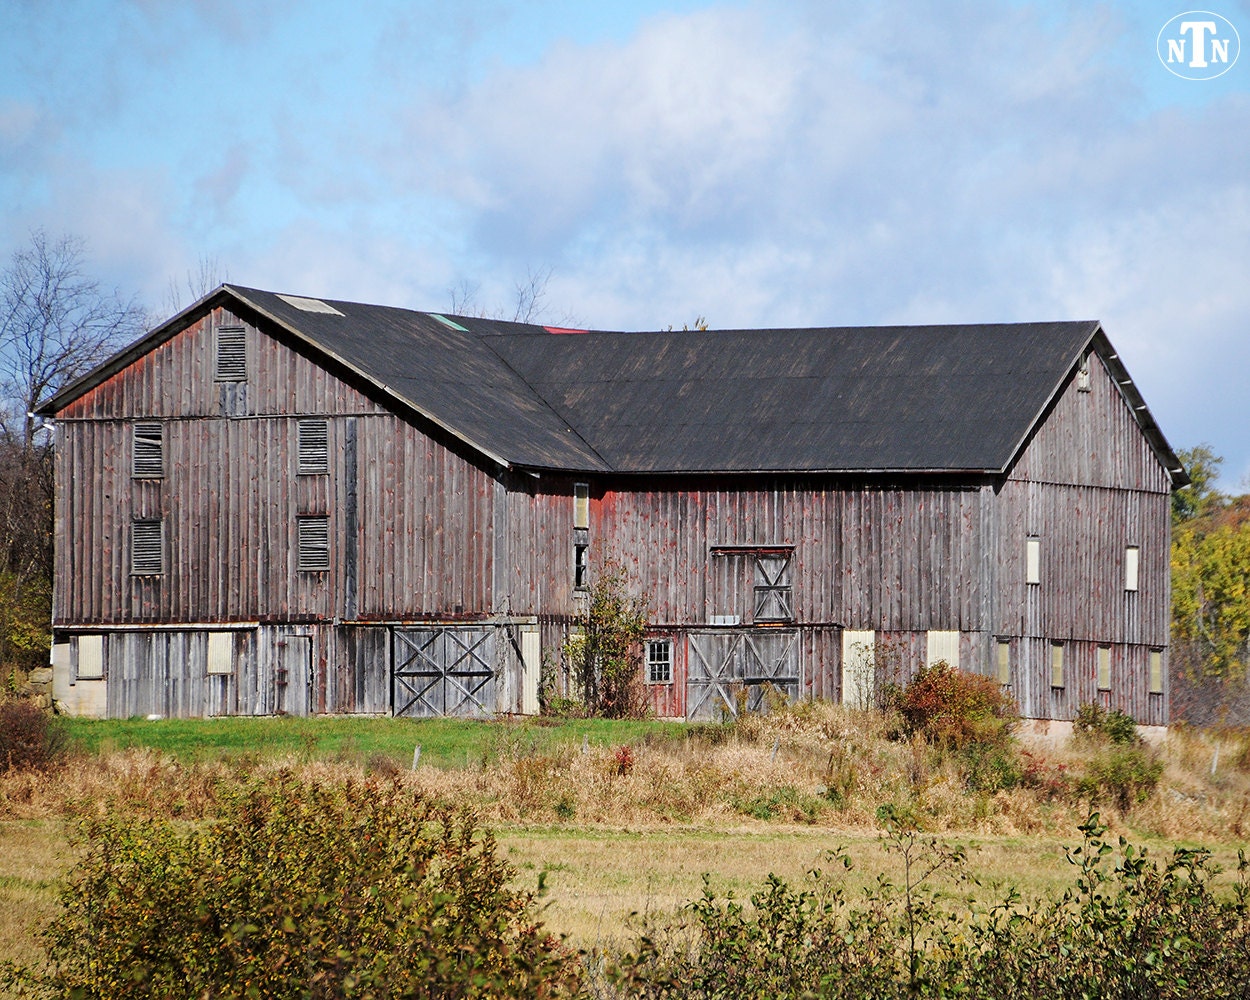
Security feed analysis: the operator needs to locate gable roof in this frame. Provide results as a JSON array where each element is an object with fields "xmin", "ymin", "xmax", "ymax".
[{"xmin": 41, "ymin": 284, "xmax": 1188, "ymax": 484}]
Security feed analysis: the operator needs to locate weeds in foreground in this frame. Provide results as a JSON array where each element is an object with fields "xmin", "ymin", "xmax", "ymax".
[
  {"xmin": 4, "ymin": 774, "xmax": 578, "ymax": 999},
  {"xmin": 602, "ymin": 812, "xmax": 1250, "ymax": 999}
]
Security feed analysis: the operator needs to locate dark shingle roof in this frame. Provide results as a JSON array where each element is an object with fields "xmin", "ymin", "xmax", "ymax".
[{"xmin": 42, "ymin": 284, "xmax": 1186, "ymax": 483}]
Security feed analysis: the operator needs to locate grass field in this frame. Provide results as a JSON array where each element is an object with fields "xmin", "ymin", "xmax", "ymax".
[
  {"xmin": 4, "ymin": 707, "xmax": 1250, "ymax": 993},
  {"xmin": 59, "ymin": 714, "xmax": 686, "ymax": 767}
]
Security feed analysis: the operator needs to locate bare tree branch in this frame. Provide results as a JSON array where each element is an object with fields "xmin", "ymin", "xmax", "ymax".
[{"xmin": 0, "ymin": 229, "xmax": 146, "ymax": 449}]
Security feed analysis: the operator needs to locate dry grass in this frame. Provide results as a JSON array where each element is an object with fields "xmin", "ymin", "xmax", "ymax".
[{"xmin": 4, "ymin": 703, "xmax": 1250, "ymax": 989}]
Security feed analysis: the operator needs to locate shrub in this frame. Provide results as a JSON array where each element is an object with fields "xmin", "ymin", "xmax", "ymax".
[
  {"xmin": 890, "ymin": 661, "xmax": 1018, "ymax": 749},
  {"xmin": 34, "ymin": 773, "xmax": 579, "ymax": 998},
  {"xmin": 1075, "ymin": 743, "xmax": 1165, "ymax": 811},
  {"xmin": 611, "ymin": 814, "xmax": 1250, "ymax": 999},
  {"xmin": 565, "ymin": 559, "xmax": 650, "ymax": 719},
  {"xmin": 1074, "ymin": 702, "xmax": 1141, "ymax": 744},
  {"xmin": 0, "ymin": 696, "xmax": 68, "ymax": 773}
]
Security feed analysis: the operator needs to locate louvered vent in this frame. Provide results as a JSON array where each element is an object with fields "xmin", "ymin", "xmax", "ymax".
[
  {"xmin": 215, "ymin": 326, "xmax": 247, "ymax": 381},
  {"xmin": 132, "ymin": 519, "xmax": 163, "ymax": 575},
  {"xmin": 297, "ymin": 515, "xmax": 330, "ymax": 571},
  {"xmin": 132, "ymin": 422, "xmax": 164, "ymax": 478},
  {"xmin": 298, "ymin": 419, "xmax": 329, "ymax": 474}
]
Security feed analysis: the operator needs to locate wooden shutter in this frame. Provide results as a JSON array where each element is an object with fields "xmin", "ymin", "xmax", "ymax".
[
  {"xmin": 1125, "ymin": 546, "xmax": 1140, "ymax": 592},
  {"xmin": 207, "ymin": 632, "xmax": 234, "ymax": 675},
  {"xmin": 132, "ymin": 422, "xmax": 164, "ymax": 478},
  {"xmin": 1097, "ymin": 647, "xmax": 1112, "ymax": 690},
  {"xmin": 132, "ymin": 519, "xmax": 163, "ymax": 574},
  {"xmin": 298, "ymin": 419, "xmax": 329, "ymax": 474},
  {"xmin": 297, "ymin": 515, "xmax": 330, "ymax": 571},
  {"xmin": 215, "ymin": 326, "xmax": 246, "ymax": 381}
]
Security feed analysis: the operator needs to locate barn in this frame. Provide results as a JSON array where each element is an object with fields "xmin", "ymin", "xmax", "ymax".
[{"xmin": 38, "ymin": 285, "xmax": 1187, "ymax": 732}]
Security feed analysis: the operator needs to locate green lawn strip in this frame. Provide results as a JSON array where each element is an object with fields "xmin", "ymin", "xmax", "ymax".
[{"xmin": 60, "ymin": 715, "xmax": 687, "ymax": 768}]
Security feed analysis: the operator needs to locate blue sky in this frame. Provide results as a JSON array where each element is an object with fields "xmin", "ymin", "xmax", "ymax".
[{"xmin": 2, "ymin": 0, "xmax": 1247, "ymax": 487}]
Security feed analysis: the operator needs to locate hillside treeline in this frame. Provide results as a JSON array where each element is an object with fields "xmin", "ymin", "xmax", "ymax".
[{"xmin": 1170, "ymin": 445, "xmax": 1250, "ymax": 724}]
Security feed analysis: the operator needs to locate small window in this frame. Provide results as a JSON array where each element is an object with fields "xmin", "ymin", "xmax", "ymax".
[
  {"xmin": 1125, "ymin": 546, "xmax": 1140, "ymax": 592},
  {"xmin": 298, "ymin": 419, "xmax": 329, "ymax": 474},
  {"xmin": 77, "ymin": 635, "xmax": 104, "ymax": 680},
  {"xmin": 207, "ymin": 632, "xmax": 234, "ymax": 676},
  {"xmin": 1026, "ymin": 537, "xmax": 1041, "ymax": 585},
  {"xmin": 1051, "ymin": 642, "xmax": 1065, "ymax": 688},
  {"xmin": 1149, "ymin": 650, "xmax": 1164, "ymax": 694},
  {"xmin": 132, "ymin": 422, "xmax": 164, "ymax": 478},
  {"xmin": 573, "ymin": 483, "xmax": 589, "ymax": 530},
  {"xmin": 1097, "ymin": 646, "xmax": 1112, "ymax": 691},
  {"xmin": 647, "ymin": 639, "xmax": 673, "ymax": 685},
  {"xmin": 132, "ymin": 519, "xmax": 164, "ymax": 575},
  {"xmin": 573, "ymin": 542, "xmax": 588, "ymax": 590},
  {"xmin": 297, "ymin": 515, "xmax": 330, "ymax": 571},
  {"xmin": 996, "ymin": 639, "xmax": 1011, "ymax": 685},
  {"xmin": 215, "ymin": 326, "xmax": 247, "ymax": 381},
  {"xmin": 753, "ymin": 552, "xmax": 794, "ymax": 622}
]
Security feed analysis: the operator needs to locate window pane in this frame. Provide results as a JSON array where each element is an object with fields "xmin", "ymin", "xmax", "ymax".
[
  {"xmin": 573, "ymin": 483, "xmax": 589, "ymax": 529},
  {"xmin": 1097, "ymin": 647, "xmax": 1111, "ymax": 690},
  {"xmin": 1149, "ymin": 651, "xmax": 1164, "ymax": 694},
  {"xmin": 1026, "ymin": 538, "xmax": 1041, "ymax": 585},
  {"xmin": 996, "ymin": 640, "xmax": 1010, "ymax": 684},
  {"xmin": 647, "ymin": 640, "xmax": 672, "ymax": 684},
  {"xmin": 1051, "ymin": 643, "xmax": 1064, "ymax": 688}
]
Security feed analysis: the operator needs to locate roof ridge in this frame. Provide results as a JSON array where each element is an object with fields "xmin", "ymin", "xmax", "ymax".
[{"xmin": 472, "ymin": 326, "xmax": 615, "ymax": 472}]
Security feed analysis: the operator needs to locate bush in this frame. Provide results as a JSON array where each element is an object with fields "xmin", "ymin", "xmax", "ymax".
[
  {"xmin": 0, "ymin": 696, "xmax": 67, "ymax": 773},
  {"xmin": 34, "ymin": 773, "xmax": 579, "ymax": 998},
  {"xmin": 889, "ymin": 662, "xmax": 1018, "ymax": 749},
  {"xmin": 1076, "ymin": 744, "xmax": 1165, "ymax": 811},
  {"xmin": 611, "ymin": 814, "xmax": 1250, "ymax": 999},
  {"xmin": 1074, "ymin": 703, "xmax": 1140, "ymax": 744}
]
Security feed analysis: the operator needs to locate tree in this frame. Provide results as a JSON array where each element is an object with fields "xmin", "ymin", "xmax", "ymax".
[
  {"xmin": 562, "ymin": 558, "xmax": 650, "ymax": 719},
  {"xmin": 1169, "ymin": 446, "xmax": 1250, "ymax": 712},
  {"xmin": 0, "ymin": 230, "xmax": 145, "ymax": 449},
  {"xmin": 162, "ymin": 253, "xmax": 229, "ymax": 315},
  {"xmin": 1172, "ymin": 443, "xmax": 1225, "ymax": 524},
  {"xmin": 447, "ymin": 265, "xmax": 579, "ymax": 326},
  {"xmin": 0, "ymin": 231, "xmax": 144, "ymax": 674}
]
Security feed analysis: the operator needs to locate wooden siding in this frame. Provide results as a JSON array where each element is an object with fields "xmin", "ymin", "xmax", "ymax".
[
  {"xmin": 597, "ymin": 482, "xmax": 990, "ymax": 632},
  {"xmin": 1008, "ymin": 351, "xmax": 1171, "ymax": 493},
  {"xmin": 52, "ymin": 305, "xmax": 558, "ymax": 626},
  {"xmin": 49, "ymin": 304, "xmax": 1175, "ymax": 725},
  {"xmin": 58, "ymin": 308, "xmax": 390, "ymax": 422},
  {"xmin": 992, "ymin": 480, "xmax": 1170, "ymax": 645}
]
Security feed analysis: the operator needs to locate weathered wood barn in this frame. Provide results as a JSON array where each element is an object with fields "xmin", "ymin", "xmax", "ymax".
[{"xmin": 39, "ymin": 285, "xmax": 1187, "ymax": 728}]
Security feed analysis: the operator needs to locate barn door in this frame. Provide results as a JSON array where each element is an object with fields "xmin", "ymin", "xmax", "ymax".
[
  {"xmin": 275, "ymin": 635, "xmax": 311, "ymax": 716},
  {"xmin": 687, "ymin": 630, "xmax": 799, "ymax": 721},
  {"xmin": 687, "ymin": 632, "xmax": 743, "ymax": 721},
  {"xmin": 392, "ymin": 627, "xmax": 497, "ymax": 718},
  {"xmin": 740, "ymin": 630, "xmax": 800, "ymax": 711}
]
